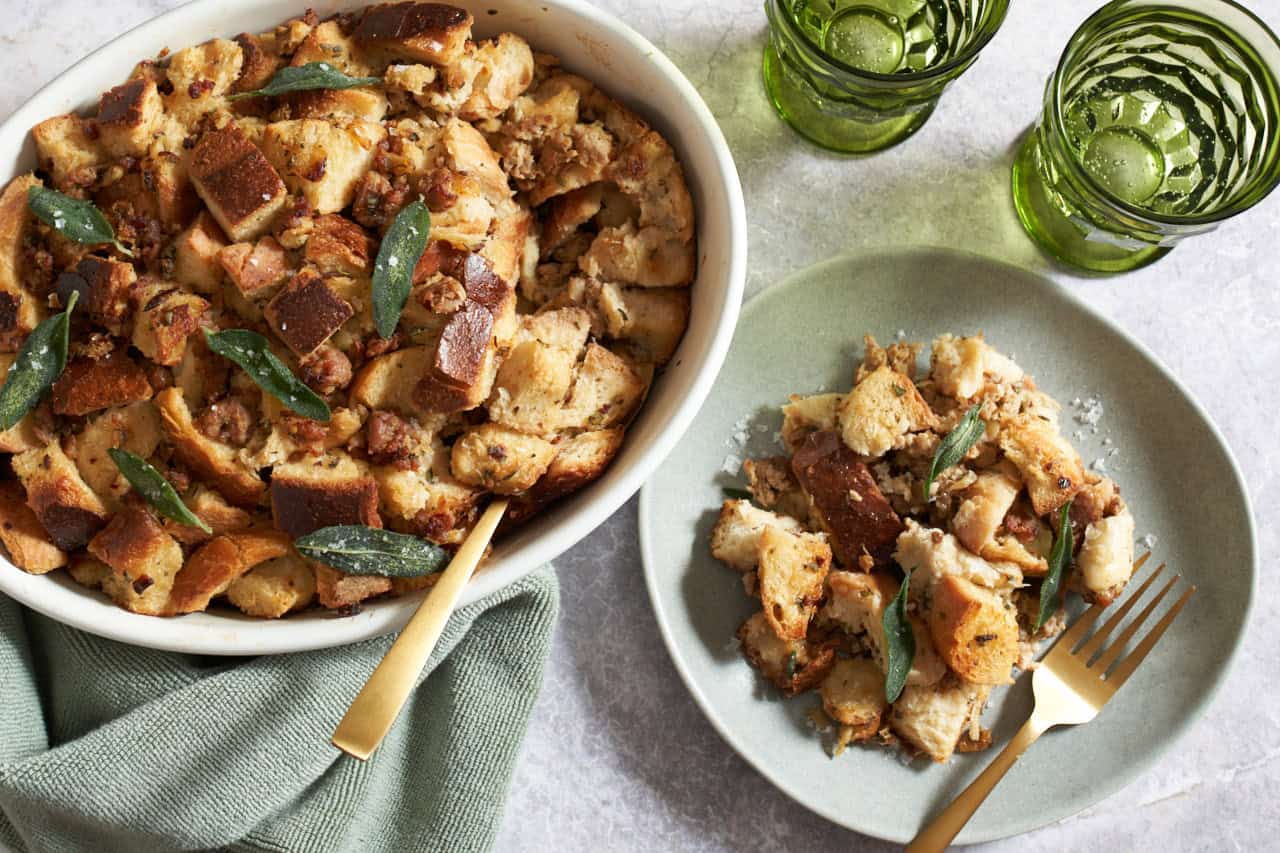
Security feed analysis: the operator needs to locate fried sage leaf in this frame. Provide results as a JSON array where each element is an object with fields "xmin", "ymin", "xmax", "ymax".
[
  {"xmin": 0, "ymin": 291, "xmax": 77, "ymax": 431},
  {"xmin": 1036, "ymin": 500, "xmax": 1075, "ymax": 631},
  {"xmin": 923, "ymin": 403, "xmax": 984, "ymax": 500},
  {"xmin": 372, "ymin": 200, "xmax": 431, "ymax": 338},
  {"xmin": 27, "ymin": 185, "xmax": 131, "ymax": 256},
  {"xmin": 108, "ymin": 448, "xmax": 212, "ymax": 534},
  {"xmin": 229, "ymin": 62, "xmax": 382, "ymax": 100},
  {"xmin": 294, "ymin": 525, "xmax": 450, "ymax": 577},
  {"xmin": 882, "ymin": 569, "xmax": 915, "ymax": 703},
  {"xmin": 204, "ymin": 328, "xmax": 331, "ymax": 422}
]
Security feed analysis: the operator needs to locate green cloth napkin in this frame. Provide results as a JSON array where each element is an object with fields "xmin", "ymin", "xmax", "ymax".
[{"xmin": 0, "ymin": 566, "xmax": 558, "ymax": 853}]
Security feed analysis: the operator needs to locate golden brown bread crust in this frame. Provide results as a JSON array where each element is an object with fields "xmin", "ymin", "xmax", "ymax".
[
  {"xmin": 264, "ymin": 268, "xmax": 354, "ymax": 356},
  {"xmin": 169, "ymin": 527, "xmax": 291, "ymax": 614},
  {"xmin": 0, "ymin": 174, "xmax": 42, "ymax": 348},
  {"xmin": 0, "ymin": 481, "xmax": 68, "ymax": 574},
  {"xmin": 926, "ymin": 575, "xmax": 1019, "ymax": 685},
  {"xmin": 155, "ymin": 387, "xmax": 266, "ymax": 507},
  {"xmin": 270, "ymin": 470, "xmax": 382, "ymax": 538},
  {"xmin": 188, "ymin": 123, "xmax": 288, "ymax": 241},
  {"xmin": 13, "ymin": 442, "xmax": 110, "ymax": 551},
  {"xmin": 790, "ymin": 430, "xmax": 903, "ymax": 568},
  {"xmin": 86, "ymin": 505, "xmax": 171, "ymax": 578},
  {"xmin": 304, "ymin": 214, "xmax": 373, "ymax": 276},
  {"xmin": 314, "ymin": 562, "xmax": 391, "ymax": 610},
  {"xmin": 51, "ymin": 349, "xmax": 153, "ymax": 416},
  {"xmin": 54, "ymin": 256, "xmax": 136, "ymax": 335},
  {"xmin": 353, "ymin": 3, "xmax": 472, "ymax": 65}
]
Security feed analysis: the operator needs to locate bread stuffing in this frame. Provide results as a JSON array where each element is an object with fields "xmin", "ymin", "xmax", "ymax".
[
  {"xmin": 0, "ymin": 2, "xmax": 696, "ymax": 618},
  {"xmin": 710, "ymin": 334, "xmax": 1138, "ymax": 762}
]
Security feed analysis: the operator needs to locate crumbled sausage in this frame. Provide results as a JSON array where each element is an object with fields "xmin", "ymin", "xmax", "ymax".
[
  {"xmin": 194, "ymin": 398, "xmax": 254, "ymax": 447},
  {"xmin": 366, "ymin": 411, "xmax": 417, "ymax": 469},
  {"xmin": 300, "ymin": 345, "xmax": 353, "ymax": 395}
]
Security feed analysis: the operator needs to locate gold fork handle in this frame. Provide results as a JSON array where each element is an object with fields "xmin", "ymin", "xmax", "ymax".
[{"xmin": 906, "ymin": 715, "xmax": 1050, "ymax": 852}]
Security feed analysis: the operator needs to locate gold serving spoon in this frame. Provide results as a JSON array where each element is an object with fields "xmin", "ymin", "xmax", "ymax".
[{"xmin": 331, "ymin": 499, "xmax": 509, "ymax": 760}]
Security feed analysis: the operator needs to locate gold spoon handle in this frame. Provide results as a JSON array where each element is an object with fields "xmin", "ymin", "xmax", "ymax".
[{"xmin": 331, "ymin": 499, "xmax": 509, "ymax": 760}]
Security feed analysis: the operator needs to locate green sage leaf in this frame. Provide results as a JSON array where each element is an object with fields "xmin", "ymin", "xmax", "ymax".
[
  {"xmin": 229, "ymin": 62, "xmax": 382, "ymax": 100},
  {"xmin": 27, "ymin": 185, "xmax": 131, "ymax": 256},
  {"xmin": 294, "ymin": 525, "xmax": 450, "ymax": 577},
  {"xmin": 0, "ymin": 291, "xmax": 77, "ymax": 431},
  {"xmin": 372, "ymin": 200, "xmax": 431, "ymax": 338},
  {"xmin": 204, "ymin": 328, "xmax": 331, "ymax": 422},
  {"xmin": 108, "ymin": 448, "xmax": 212, "ymax": 534},
  {"xmin": 1036, "ymin": 500, "xmax": 1075, "ymax": 631},
  {"xmin": 882, "ymin": 569, "xmax": 915, "ymax": 703},
  {"xmin": 923, "ymin": 403, "xmax": 984, "ymax": 500}
]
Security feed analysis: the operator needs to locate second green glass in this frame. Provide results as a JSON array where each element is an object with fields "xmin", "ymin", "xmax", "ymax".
[{"xmin": 763, "ymin": 0, "xmax": 1010, "ymax": 154}]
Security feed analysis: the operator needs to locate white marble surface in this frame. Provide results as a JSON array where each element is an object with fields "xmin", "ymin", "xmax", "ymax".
[{"xmin": 2, "ymin": 1, "xmax": 1277, "ymax": 850}]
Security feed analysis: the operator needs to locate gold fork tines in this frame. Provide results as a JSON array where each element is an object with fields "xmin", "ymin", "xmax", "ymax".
[{"xmin": 906, "ymin": 555, "xmax": 1193, "ymax": 853}]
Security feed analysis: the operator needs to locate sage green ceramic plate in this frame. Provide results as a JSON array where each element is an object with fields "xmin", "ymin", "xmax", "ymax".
[{"xmin": 638, "ymin": 248, "xmax": 1256, "ymax": 844}]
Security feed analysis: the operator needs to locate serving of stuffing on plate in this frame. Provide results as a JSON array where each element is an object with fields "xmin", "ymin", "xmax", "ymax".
[
  {"xmin": 710, "ymin": 334, "xmax": 1137, "ymax": 762},
  {"xmin": 0, "ymin": 2, "xmax": 696, "ymax": 618}
]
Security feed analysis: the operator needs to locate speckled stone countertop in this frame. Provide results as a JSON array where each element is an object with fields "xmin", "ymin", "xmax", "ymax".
[{"xmin": 3, "ymin": 1, "xmax": 1276, "ymax": 850}]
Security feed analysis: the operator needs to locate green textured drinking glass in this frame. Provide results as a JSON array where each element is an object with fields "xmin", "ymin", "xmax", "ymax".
[
  {"xmin": 763, "ymin": 0, "xmax": 1010, "ymax": 153},
  {"xmin": 1012, "ymin": 0, "xmax": 1280, "ymax": 274}
]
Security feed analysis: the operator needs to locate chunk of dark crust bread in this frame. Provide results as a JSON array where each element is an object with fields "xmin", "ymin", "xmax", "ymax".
[
  {"xmin": 265, "ymin": 268, "xmax": 355, "ymax": 357},
  {"xmin": 790, "ymin": 429, "xmax": 903, "ymax": 568},
  {"xmin": 270, "ymin": 467, "xmax": 383, "ymax": 538},
  {"xmin": 353, "ymin": 3, "xmax": 473, "ymax": 65},
  {"xmin": 187, "ymin": 124, "xmax": 288, "ymax": 242},
  {"xmin": 51, "ymin": 349, "xmax": 153, "ymax": 416},
  {"xmin": 54, "ymin": 256, "xmax": 136, "ymax": 334}
]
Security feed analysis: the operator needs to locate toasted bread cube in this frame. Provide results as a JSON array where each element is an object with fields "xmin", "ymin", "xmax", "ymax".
[
  {"xmin": 926, "ymin": 575, "xmax": 1018, "ymax": 685},
  {"xmin": 264, "ymin": 268, "xmax": 354, "ymax": 357},
  {"xmin": 1077, "ymin": 509, "xmax": 1135, "ymax": 605},
  {"xmin": 450, "ymin": 423, "xmax": 556, "ymax": 494},
  {"xmin": 790, "ymin": 430, "xmax": 903, "ymax": 568},
  {"xmin": 893, "ymin": 519, "xmax": 1023, "ymax": 591},
  {"xmin": 459, "ymin": 33, "xmax": 535, "ymax": 121},
  {"xmin": 67, "ymin": 555, "xmax": 111, "ymax": 590},
  {"xmin": 163, "ymin": 485, "xmax": 252, "ymax": 546},
  {"xmin": 780, "ymin": 393, "xmax": 841, "ymax": 454},
  {"xmin": 350, "ymin": 345, "xmax": 433, "ymax": 417},
  {"xmin": 259, "ymin": 118, "xmax": 385, "ymax": 214},
  {"xmin": 415, "ymin": 302, "xmax": 498, "ymax": 414},
  {"xmin": 173, "ymin": 212, "xmax": 230, "ymax": 294},
  {"xmin": 270, "ymin": 455, "xmax": 382, "ymax": 538},
  {"xmin": 737, "ymin": 610, "xmax": 835, "ymax": 696},
  {"xmin": 559, "ymin": 344, "xmax": 647, "ymax": 431},
  {"xmin": 131, "ymin": 280, "xmax": 209, "ymax": 366},
  {"xmin": 487, "ymin": 338, "xmax": 578, "ymax": 435},
  {"xmin": 314, "ymin": 562, "xmax": 392, "ymax": 610},
  {"xmin": 837, "ymin": 365, "xmax": 933, "ymax": 457},
  {"xmin": 88, "ymin": 506, "xmax": 183, "ymax": 616},
  {"xmin": 156, "ymin": 387, "xmax": 265, "ymax": 507},
  {"xmin": 188, "ymin": 123, "xmax": 288, "ymax": 242},
  {"xmin": 12, "ymin": 442, "xmax": 110, "ymax": 551},
  {"xmin": 289, "ymin": 87, "xmax": 390, "ymax": 123},
  {"xmin": 0, "ymin": 175, "xmax": 42, "ymax": 346},
  {"xmin": 823, "ymin": 570, "xmax": 948, "ymax": 688},
  {"xmin": 579, "ymin": 222, "xmax": 693, "ymax": 288},
  {"xmin": 219, "ymin": 236, "xmax": 291, "ymax": 299},
  {"xmin": 68, "ymin": 400, "xmax": 164, "ymax": 511},
  {"xmin": 709, "ymin": 500, "xmax": 803, "ymax": 572},
  {"xmin": 891, "ymin": 679, "xmax": 990, "ymax": 763},
  {"xmin": 162, "ymin": 38, "xmax": 244, "ymax": 124},
  {"xmin": 141, "ymin": 152, "xmax": 201, "ymax": 230},
  {"xmin": 820, "ymin": 658, "xmax": 887, "ymax": 739},
  {"xmin": 0, "ymin": 481, "xmax": 67, "ymax": 574},
  {"xmin": 930, "ymin": 334, "xmax": 997, "ymax": 401},
  {"xmin": 354, "ymin": 3, "xmax": 473, "ymax": 65},
  {"xmin": 169, "ymin": 527, "xmax": 291, "ymax": 614},
  {"xmin": 951, "ymin": 466, "xmax": 1021, "ymax": 556},
  {"xmin": 54, "ymin": 255, "xmax": 136, "ymax": 335},
  {"xmin": 506, "ymin": 428, "xmax": 623, "ymax": 523},
  {"xmin": 374, "ymin": 441, "xmax": 484, "ymax": 540},
  {"xmin": 291, "ymin": 19, "xmax": 374, "ymax": 75},
  {"xmin": 226, "ymin": 553, "xmax": 317, "ymax": 617},
  {"xmin": 95, "ymin": 78, "xmax": 163, "ymax": 158},
  {"xmin": 757, "ymin": 525, "xmax": 831, "ymax": 641},
  {"xmin": 613, "ymin": 287, "xmax": 689, "ymax": 365},
  {"xmin": 230, "ymin": 31, "xmax": 282, "ymax": 97},
  {"xmin": 997, "ymin": 413, "xmax": 1085, "ymax": 516},
  {"xmin": 304, "ymin": 214, "xmax": 374, "ymax": 277},
  {"xmin": 51, "ymin": 350, "xmax": 153, "ymax": 416},
  {"xmin": 30, "ymin": 114, "xmax": 105, "ymax": 190}
]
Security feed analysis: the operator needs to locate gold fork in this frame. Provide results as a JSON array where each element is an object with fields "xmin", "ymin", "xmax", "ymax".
[{"xmin": 906, "ymin": 555, "xmax": 1194, "ymax": 852}]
